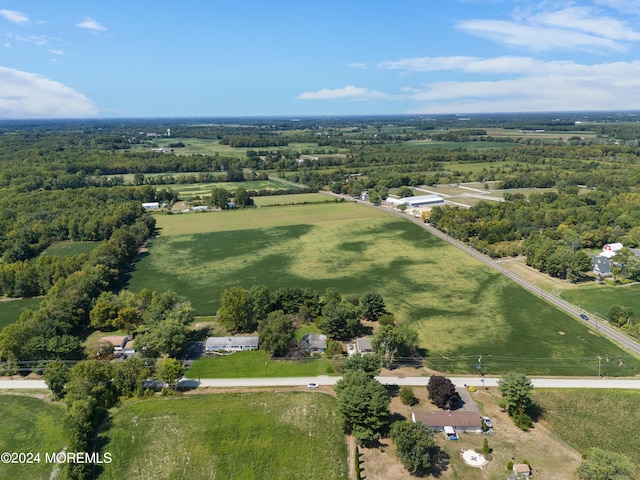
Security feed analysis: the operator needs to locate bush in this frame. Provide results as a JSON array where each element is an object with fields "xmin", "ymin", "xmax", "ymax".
[
  {"xmin": 511, "ymin": 412, "xmax": 533, "ymax": 430},
  {"xmin": 506, "ymin": 461, "xmax": 514, "ymax": 470},
  {"xmin": 399, "ymin": 386, "xmax": 418, "ymax": 406}
]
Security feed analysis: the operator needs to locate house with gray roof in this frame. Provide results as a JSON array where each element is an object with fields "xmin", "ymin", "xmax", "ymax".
[
  {"xmin": 593, "ymin": 256, "xmax": 612, "ymax": 277},
  {"xmin": 206, "ymin": 336, "xmax": 259, "ymax": 353},
  {"xmin": 301, "ymin": 334, "xmax": 327, "ymax": 353}
]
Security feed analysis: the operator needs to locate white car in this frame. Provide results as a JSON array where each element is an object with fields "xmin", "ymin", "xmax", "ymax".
[
  {"xmin": 482, "ymin": 416, "xmax": 493, "ymax": 429},
  {"xmin": 307, "ymin": 383, "xmax": 319, "ymax": 389}
]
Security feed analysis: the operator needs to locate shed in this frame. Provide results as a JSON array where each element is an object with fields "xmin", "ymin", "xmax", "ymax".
[
  {"xmin": 412, "ymin": 411, "xmax": 483, "ymax": 434},
  {"xmin": 205, "ymin": 336, "xmax": 259, "ymax": 352},
  {"xmin": 512, "ymin": 463, "xmax": 531, "ymax": 478},
  {"xmin": 356, "ymin": 337, "xmax": 373, "ymax": 354}
]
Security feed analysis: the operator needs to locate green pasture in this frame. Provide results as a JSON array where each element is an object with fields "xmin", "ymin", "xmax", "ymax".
[
  {"xmin": 253, "ymin": 193, "xmax": 335, "ymax": 207},
  {"xmin": 40, "ymin": 241, "xmax": 101, "ymax": 257},
  {"xmin": 561, "ymin": 283, "xmax": 640, "ymax": 319},
  {"xmin": 141, "ymin": 138, "xmax": 248, "ymax": 157},
  {"xmin": 186, "ymin": 350, "xmax": 334, "ymax": 378},
  {"xmin": 400, "ymin": 140, "xmax": 518, "ymax": 150},
  {"xmin": 532, "ymin": 389, "xmax": 640, "ymax": 458},
  {"xmin": 0, "ymin": 297, "xmax": 42, "ymax": 331},
  {"xmin": 97, "ymin": 392, "xmax": 348, "ymax": 480},
  {"xmin": 0, "ymin": 395, "xmax": 66, "ymax": 480},
  {"xmin": 127, "ymin": 202, "xmax": 640, "ymax": 375},
  {"xmin": 173, "ymin": 178, "xmax": 299, "ymax": 199}
]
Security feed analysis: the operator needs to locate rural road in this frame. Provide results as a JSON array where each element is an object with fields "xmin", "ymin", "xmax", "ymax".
[{"xmin": 3, "ymin": 376, "xmax": 640, "ymax": 390}]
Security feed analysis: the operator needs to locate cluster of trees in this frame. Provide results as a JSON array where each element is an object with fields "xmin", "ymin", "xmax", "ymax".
[
  {"xmin": 498, "ymin": 372, "xmax": 534, "ymax": 430},
  {"xmin": 0, "ymin": 216, "xmax": 155, "ymax": 363},
  {"xmin": 430, "ymin": 190, "xmax": 640, "ymax": 280},
  {"xmin": 210, "ymin": 186, "xmax": 254, "ymax": 209}
]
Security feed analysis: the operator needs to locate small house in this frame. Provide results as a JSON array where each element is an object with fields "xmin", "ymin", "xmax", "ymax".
[
  {"xmin": 356, "ymin": 337, "xmax": 373, "ymax": 354},
  {"xmin": 205, "ymin": 336, "xmax": 259, "ymax": 353},
  {"xmin": 412, "ymin": 411, "xmax": 483, "ymax": 434},
  {"xmin": 301, "ymin": 334, "xmax": 327, "ymax": 353},
  {"xmin": 592, "ymin": 256, "xmax": 612, "ymax": 277},
  {"xmin": 192, "ymin": 205, "xmax": 208, "ymax": 212},
  {"xmin": 100, "ymin": 335, "xmax": 131, "ymax": 353}
]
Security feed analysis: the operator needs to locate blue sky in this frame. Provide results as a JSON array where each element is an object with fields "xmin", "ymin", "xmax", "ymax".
[{"xmin": 3, "ymin": 0, "xmax": 640, "ymax": 118}]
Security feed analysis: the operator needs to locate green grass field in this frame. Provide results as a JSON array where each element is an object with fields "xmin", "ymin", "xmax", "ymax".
[
  {"xmin": 39, "ymin": 241, "xmax": 101, "ymax": 257},
  {"xmin": 175, "ymin": 179, "xmax": 301, "ymax": 199},
  {"xmin": 561, "ymin": 283, "xmax": 640, "ymax": 319},
  {"xmin": 0, "ymin": 395, "xmax": 67, "ymax": 480},
  {"xmin": 97, "ymin": 392, "xmax": 348, "ymax": 480},
  {"xmin": 532, "ymin": 389, "xmax": 640, "ymax": 458},
  {"xmin": 127, "ymin": 202, "xmax": 640, "ymax": 375},
  {"xmin": 0, "ymin": 297, "xmax": 42, "ymax": 331},
  {"xmin": 186, "ymin": 350, "xmax": 334, "ymax": 379},
  {"xmin": 253, "ymin": 193, "xmax": 336, "ymax": 207}
]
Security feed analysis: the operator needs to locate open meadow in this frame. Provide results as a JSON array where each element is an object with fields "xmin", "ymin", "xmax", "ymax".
[
  {"xmin": 127, "ymin": 202, "xmax": 640, "ymax": 375},
  {"xmin": 0, "ymin": 297, "xmax": 42, "ymax": 331},
  {"xmin": 0, "ymin": 395, "xmax": 67, "ymax": 480},
  {"xmin": 96, "ymin": 392, "xmax": 349, "ymax": 480}
]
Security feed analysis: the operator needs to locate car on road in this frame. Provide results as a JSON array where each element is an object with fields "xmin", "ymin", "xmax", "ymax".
[
  {"xmin": 307, "ymin": 382, "xmax": 319, "ymax": 389},
  {"xmin": 482, "ymin": 416, "xmax": 493, "ymax": 429},
  {"xmin": 580, "ymin": 313, "xmax": 589, "ymax": 321}
]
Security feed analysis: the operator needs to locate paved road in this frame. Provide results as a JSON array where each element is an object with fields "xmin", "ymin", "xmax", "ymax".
[{"xmin": 4, "ymin": 376, "xmax": 640, "ymax": 390}]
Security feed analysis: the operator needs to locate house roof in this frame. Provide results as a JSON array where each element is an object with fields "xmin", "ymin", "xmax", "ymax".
[
  {"xmin": 356, "ymin": 337, "xmax": 372, "ymax": 351},
  {"xmin": 301, "ymin": 334, "xmax": 327, "ymax": 350},
  {"xmin": 206, "ymin": 336, "xmax": 259, "ymax": 348},
  {"xmin": 100, "ymin": 335, "xmax": 130, "ymax": 347},
  {"xmin": 513, "ymin": 464, "xmax": 531, "ymax": 473},
  {"xmin": 593, "ymin": 256, "xmax": 612, "ymax": 275},
  {"xmin": 603, "ymin": 242, "xmax": 623, "ymax": 251},
  {"xmin": 412, "ymin": 411, "xmax": 483, "ymax": 429}
]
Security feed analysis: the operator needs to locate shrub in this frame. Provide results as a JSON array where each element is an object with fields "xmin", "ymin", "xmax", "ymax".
[
  {"xmin": 511, "ymin": 412, "xmax": 533, "ymax": 430},
  {"xmin": 399, "ymin": 386, "xmax": 418, "ymax": 406},
  {"xmin": 506, "ymin": 461, "xmax": 514, "ymax": 470}
]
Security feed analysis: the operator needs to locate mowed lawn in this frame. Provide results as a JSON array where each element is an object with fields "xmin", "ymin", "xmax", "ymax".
[
  {"xmin": 0, "ymin": 395, "xmax": 66, "ymax": 480},
  {"xmin": 97, "ymin": 393, "xmax": 348, "ymax": 480},
  {"xmin": 128, "ymin": 203, "xmax": 640, "ymax": 375},
  {"xmin": 0, "ymin": 297, "xmax": 42, "ymax": 331}
]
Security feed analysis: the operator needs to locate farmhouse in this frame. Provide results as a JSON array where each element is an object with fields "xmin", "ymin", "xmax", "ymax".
[
  {"xmin": 356, "ymin": 337, "xmax": 373, "ymax": 354},
  {"xmin": 412, "ymin": 411, "xmax": 483, "ymax": 434},
  {"xmin": 100, "ymin": 335, "xmax": 131, "ymax": 353},
  {"xmin": 301, "ymin": 334, "xmax": 327, "ymax": 354},
  {"xmin": 142, "ymin": 202, "xmax": 160, "ymax": 210},
  {"xmin": 385, "ymin": 194, "xmax": 444, "ymax": 208},
  {"xmin": 206, "ymin": 336, "xmax": 259, "ymax": 352},
  {"xmin": 592, "ymin": 256, "xmax": 612, "ymax": 277}
]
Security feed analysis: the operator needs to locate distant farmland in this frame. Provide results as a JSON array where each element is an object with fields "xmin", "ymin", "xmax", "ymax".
[{"xmin": 127, "ymin": 202, "xmax": 640, "ymax": 375}]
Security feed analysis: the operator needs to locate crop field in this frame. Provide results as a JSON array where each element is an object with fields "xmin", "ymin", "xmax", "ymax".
[
  {"xmin": 97, "ymin": 392, "xmax": 348, "ymax": 480},
  {"xmin": 172, "ymin": 178, "xmax": 299, "ymax": 199},
  {"xmin": 186, "ymin": 350, "xmax": 333, "ymax": 378},
  {"xmin": 561, "ymin": 283, "xmax": 640, "ymax": 319},
  {"xmin": 532, "ymin": 388, "xmax": 640, "ymax": 458},
  {"xmin": 0, "ymin": 395, "xmax": 66, "ymax": 480},
  {"xmin": 139, "ymin": 138, "xmax": 248, "ymax": 157},
  {"xmin": 0, "ymin": 297, "xmax": 42, "ymax": 330},
  {"xmin": 126, "ymin": 202, "xmax": 639, "ymax": 375}
]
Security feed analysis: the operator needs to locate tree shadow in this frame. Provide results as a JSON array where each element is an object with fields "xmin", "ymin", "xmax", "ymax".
[
  {"xmin": 426, "ymin": 447, "xmax": 450, "ymax": 478},
  {"xmin": 385, "ymin": 384, "xmax": 399, "ymax": 398},
  {"xmin": 527, "ymin": 402, "xmax": 544, "ymax": 423}
]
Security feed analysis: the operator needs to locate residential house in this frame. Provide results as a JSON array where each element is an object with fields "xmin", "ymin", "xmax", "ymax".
[
  {"xmin": 592, "ymin": 256, "xmax": 612, "ymax": 277},
  {"xmin": 356, "ymin": 337, "xmax": 373, "ymax": 354},
  {"xmin": 412, "ymin": 411, "xmax": 483, "ymax": 434},
  {"xmin": 512, "ymin": 463, "xmax": 531, "ymax": 479},
  {"xmin": 142, "ymin": 202, "xmax": 160, "ymax": 210},
  {"xmin": 100, "ymin": 335, "xmax": 131, "ymax": 353},
  {"xmin": 301, "ymin": 334, "xmax": 327, "ymax": 354},
  {"xmin": 205, "ymin": 336, "xmax": 259, "ymax": 353}
]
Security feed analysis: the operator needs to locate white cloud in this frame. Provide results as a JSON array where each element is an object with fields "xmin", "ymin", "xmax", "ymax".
[
  {"xmin": 297, "ymin": 85, "xmax": 391, "ymax": 101},
  {"xmin": 378, "ymin": 56, "xmax": 480, "ymax": 72},
  {"xmin": 76, "ymin": 17, "xmax": 107, "ymax": 32},
  {"xmin": 595, "ymin": 0, "xmax": 640, "ymax": 15},
  {"xmin": 348, "ymin": 62, "xmax": 368, "ymax": 69},
  {"xmin": 0, "ymin": 9, "xmax": 29, "ymax": 25},
  {"xmin": 0, "ymin": 67, "xmax": 100, "ymax": 118},
  {"xmin": 458, "ymin": 3, "xmax": 640, "ymax": 52}
]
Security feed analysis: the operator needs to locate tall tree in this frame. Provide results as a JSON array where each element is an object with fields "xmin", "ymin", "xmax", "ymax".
[
  {"xmin": 258, "ymin": 310, "xmax": 295, "ymax": 357},
  {"xmin": 498, "ymin": 372, "xmax": 533, "ymax": 416},
  {"xmin": 360, "ymin": 292, "xmax": 386, "ymax": 321},
  {"xmin": 217, "ymin": 286, "xmax": 254, "ymax": 333},
  {"xmin": 371, "ymin": 324, "xmax": 417, "ymax": 367},
  {"xmin": 427, "ymin": 375, "xmax": 461, "ymax": 410},
  {"xmin": 390, "ymin": 420, "xmax": 436, "ymax": 476}
]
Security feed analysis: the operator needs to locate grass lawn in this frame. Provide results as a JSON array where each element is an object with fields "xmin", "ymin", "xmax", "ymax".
[
  {"xmin": 561, "ymin": 283, "xmax": 640, "ymax": 319},
  {"xmin": 186, "ymin": 350, "xmax": 335, "ymax": 378},
  {"xmin": 39, "ymin": 241, "xmax": 102, "ymax": 257},
  {"xmin": 175, "ymin": 179, "xmax": 300, "ymax": 199},
  {"xmin": 532, "ymin": 388, "xmax": 640, "ymax": 459},
  {"xmin": 127, "ymin": 202, "xmax": 640, "ymax": 376},
  {"xmin": 97, "ymin": 392, "xmax": 349, "ymax": 480},
  {"xmin": 253, "ymin": 193, "xmax": 336, "ymax": 207},
  {"xmin": 0, "ymin": 395, "xmax": 67, "ymax": 480},
  {"xmin": 0, "ymin": 297, "xmax": 42, "ymax": 331}
]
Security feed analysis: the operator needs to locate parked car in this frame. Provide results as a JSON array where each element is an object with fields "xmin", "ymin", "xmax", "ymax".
[
  {"xmin": 482, "ymin": 416, "xmax": 493, "ymax": 429},
  {"xmin": 580, "ymin": 313, "xmax": 589, "ymax": 321},
  {"xmin": 307, "ymin": 383, "xmax": 319, "ymax": 389}
]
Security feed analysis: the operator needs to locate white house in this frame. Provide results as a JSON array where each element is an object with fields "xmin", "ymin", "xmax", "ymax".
[
  {"xmin": 205, "ymin": 336, "xmax": 259, "ymax": 352},
  {"xmin": 386, "ymin": 194, "xmax": 444, "ymax": 208},
  {"xmin": 192, "ymin": 205, "xmax": 208, "ymax": 212},
  {"xmin": 142, "ymin": 202, "xmax": 160, "ymax": 210}
]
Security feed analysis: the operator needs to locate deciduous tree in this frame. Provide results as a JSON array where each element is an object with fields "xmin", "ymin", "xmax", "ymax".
[
  {"xmin": 427, "ymin": 375, "xmax": 460, "ymax": 410},
  {"xmin": 390, "ymin": 420, "xmax": 436, "ymax": 475}
]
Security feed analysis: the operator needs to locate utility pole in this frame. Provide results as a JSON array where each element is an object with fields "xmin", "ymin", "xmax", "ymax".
[{"xmin": 598, "ymin": 356, "xmax": 602, "ymax": 377}]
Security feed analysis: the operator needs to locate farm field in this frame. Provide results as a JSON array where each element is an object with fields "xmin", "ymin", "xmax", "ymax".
[
  {"xmin": 532, "ymin": 388, "xmax": 640, "ymax": 459},
  {"xmin": 96, "ymin": 392, "xmax": 349, "ymax": 480},
  {"xmin": 40, "ymin": 240, "xmax": 101, "ymax": 257},
  {"xmin": 138, "ymin": 138, "xmax": 248, "ymax": 157},
  {"xmin": 171, "ymin": 178, "xmax": 300, "ymax": 199},
  {"xmin": 127, "ymin": 202, "xmax": 640, "ymax": 375},
  {"xmin": 186, "ymin": 350, "xmax": 334, "ymax": 378},
  {"xmin": 400, "ymin": 140, "xmax": 518, "ymax": 150},
  {"xmin": 0, "ymin": 395, "xmax": 67, "ymax": 480},
  {"xmin": 253, "ymin": 192, "xmax": 335, "ymax": 207},
  {"xmin": 561, "ymin": 284, "xmax": 640, "ymax": 319}
]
